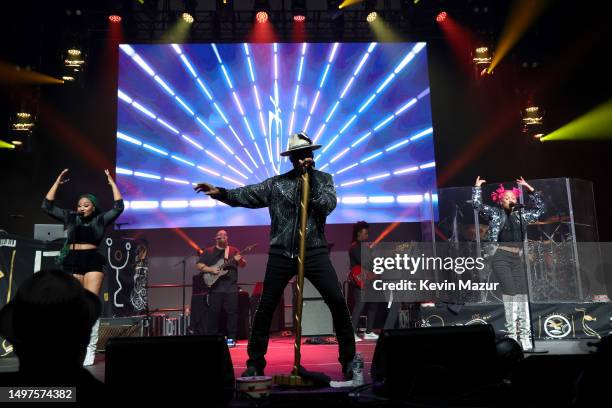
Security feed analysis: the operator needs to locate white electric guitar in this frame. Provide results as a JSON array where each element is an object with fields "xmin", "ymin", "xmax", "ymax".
[{"xmin": 203, "ymin": 244, "xmax": 257, "ymax": 287}]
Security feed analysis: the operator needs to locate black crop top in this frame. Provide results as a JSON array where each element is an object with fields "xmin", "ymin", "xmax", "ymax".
[{"xmin": 42, "ymin": 198, "xmax": 125, "ymax": 246}]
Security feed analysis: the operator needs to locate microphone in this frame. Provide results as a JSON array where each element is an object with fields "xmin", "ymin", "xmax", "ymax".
[
  {"xmin": 510, "ymin": 203, "xmax": 525, "ymax": 210},
  {"xmin": 70, "ymin": 210, "xmax": 85, "ymax": 220}
]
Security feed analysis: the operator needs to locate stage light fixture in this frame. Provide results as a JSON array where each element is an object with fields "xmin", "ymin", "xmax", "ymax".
[
  {"xmin": 523, "ymin": 106, "xmax": 543, "ymax": 126},
  {"xmin": 293, "ymin": 0, "xmax": 306, "ymax": 22},
  {"xmin": 255, "ymin": 0, "xmax": 270, "ymax": 23},
  {"xmin": 11, "ymin": 140, "xmax": 23, "ymax": 146},
  {"xmin": 181, "ymin": 0, "xmax": 197, "ymax": 23},
  {"xmin": 522, "ymin": 104, "xmax": 544, "ymax": 139},
  {"xmin": 256, "ymin": 11, "xmax": 268, "ymax": 23},
  {"xmin": 109, "ymin": 14, "xmax": 122, "ymax": 23},
  {"xmin": 364, "ymin": 0, "xmax": 377, "ymax": 22},
  {"xmin": 64, "ymin": 48, "xmax": 85, "ymax": 71},
  {"xmin": 181, "ymin": 12, "xmax": 194, "ymax": 23},
  {"xmin": 436, "ymin": 11, "xmax": 447, "ymax": 22},
  {"xmin": 473, "ymin": 46, "xmax": 492, "ymax": 75},
  {"xmin": 11, "ymin": 112, "xmax": 35, "ymax": 132},
  {"xmin": 473, "ymin": 46, "xmax": 492, "ymax": 66}
]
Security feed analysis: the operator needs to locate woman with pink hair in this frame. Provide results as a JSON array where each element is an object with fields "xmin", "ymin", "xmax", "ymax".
[{"xmin": 472, "ymin": 176, "xmax": 545, "ymax": 351}]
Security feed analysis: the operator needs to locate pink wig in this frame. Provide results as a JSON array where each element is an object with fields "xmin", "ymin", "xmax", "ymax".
[{"xmin": 490, "ymin": 184, "xmax": 521, "ymax": 204}]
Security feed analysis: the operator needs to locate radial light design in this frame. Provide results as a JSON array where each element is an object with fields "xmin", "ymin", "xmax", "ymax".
[{"xmin": 116, "ymin": 42, "xmax": 437, "ymax": 229}]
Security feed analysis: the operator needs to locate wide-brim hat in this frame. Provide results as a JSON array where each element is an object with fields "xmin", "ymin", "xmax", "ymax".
[
  {"xmin": 280, "ymin": 131, "xmax": 322, "ymax": 157},
  {"xmin": 0, "ymin": 270, "xmax": 101, "ymax": 346}
]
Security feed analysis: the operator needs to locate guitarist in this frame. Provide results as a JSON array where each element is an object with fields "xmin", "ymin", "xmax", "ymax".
[
  {"xmin": 348, "ymin": 221, "xmax": 379, "ymax": 342},
  {"xmin": 196, "ymin": 230, "xmax": 246, "ymax": 347}
]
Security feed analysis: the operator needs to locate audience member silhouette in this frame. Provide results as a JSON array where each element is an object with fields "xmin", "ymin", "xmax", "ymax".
[{"xmin": 0, "ymin": 269, "xmax": 105, "ymax": 403}]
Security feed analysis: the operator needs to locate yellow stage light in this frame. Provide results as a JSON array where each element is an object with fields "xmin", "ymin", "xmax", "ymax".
[{"xmin": 182, "ymin": 12, "xmax": 194, "ymax": 23}]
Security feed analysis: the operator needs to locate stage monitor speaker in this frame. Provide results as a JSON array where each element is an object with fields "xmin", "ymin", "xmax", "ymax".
[
  {"xmin": 105, "ymin": 335, "xmax": 234, "ymax": 404},
  {"xmin": 371, "ymin": 325, "xmax": 500, "ymax": 400}
]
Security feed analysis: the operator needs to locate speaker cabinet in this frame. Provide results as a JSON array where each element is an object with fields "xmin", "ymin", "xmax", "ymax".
[{"xmin": 105, "ymin": 335, "xmax": 234, "ymax": 404}]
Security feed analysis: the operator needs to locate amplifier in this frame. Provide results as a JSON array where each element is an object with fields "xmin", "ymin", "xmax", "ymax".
[{"xmin": 97, "ymin": 316, "xmax": 144, "ymax": 351}]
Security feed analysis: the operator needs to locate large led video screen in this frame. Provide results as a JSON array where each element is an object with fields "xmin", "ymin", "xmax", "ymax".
[{"xmin": 115, "ymin": 42, "xmax": 437, "ymax": 229}]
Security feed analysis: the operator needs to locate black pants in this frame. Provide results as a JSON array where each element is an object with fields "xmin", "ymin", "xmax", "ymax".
[
  {"xmin": 492, "ymin": 249, "xmax": 528, "ymax": 296},
  {"xmin": 190, "ymin": 291, "xmax": 238, "ymax": 339},
  {"xmin": 207, "ymin": 291, "xmax": 238, "ymax": 339},
  {"xmin": 190, "ymin": 294, "xmax": 208, "ymax": 335},
  {"xmin": 246, "ymin": 252, "xmax": 355, "ymax": 373},
  {"xmin": 350, "ymin": 283, "xmax": 377, "ymax": 332}
]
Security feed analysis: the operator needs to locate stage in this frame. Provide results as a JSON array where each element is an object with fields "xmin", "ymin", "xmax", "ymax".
[{"xmin": 0, "ymin": 334, "xmax": 598, "ymax": 403}]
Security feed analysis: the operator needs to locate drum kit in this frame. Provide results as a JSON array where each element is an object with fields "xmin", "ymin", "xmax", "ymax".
[
  {"xmin": 525, "ymin": 215, "xmax": 581, "ymax": 301},
  {"xmin": 448, "ymin": 211, "xmax": 588, "ymax": 303}
]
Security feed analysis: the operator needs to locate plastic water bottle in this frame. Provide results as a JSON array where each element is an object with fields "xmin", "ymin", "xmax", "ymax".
[{"xmin": 352, "ymin": 352, "xmax": 364, "ymax": 386}]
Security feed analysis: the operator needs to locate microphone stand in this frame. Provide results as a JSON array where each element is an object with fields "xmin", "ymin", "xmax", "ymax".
[
  {"xmin": 174, "ymin": 254, "xmax": 195, "ymax": 334},
  {"xmin": 517, "ymin": 201, "xmax": 547, "ymax": 354}
]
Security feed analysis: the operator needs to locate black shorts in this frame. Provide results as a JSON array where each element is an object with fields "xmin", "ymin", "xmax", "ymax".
[{"xmin": 63, "ymin": 249, "xmax": 107, "ymax": 275}]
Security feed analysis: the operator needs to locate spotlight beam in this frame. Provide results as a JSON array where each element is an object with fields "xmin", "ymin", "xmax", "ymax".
[
  {"xmin": 487, "ymin": 0, "xmax": 551, "ymax": 73},
  {"xmin": 541, "ymin": 99, "xmax": 612, "ymax": 141}
]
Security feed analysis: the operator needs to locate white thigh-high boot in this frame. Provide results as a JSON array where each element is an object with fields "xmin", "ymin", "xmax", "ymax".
[
  {"xmin": 502, "ymin": 294, "xmax": 518, "ymax": 342},
  {"xmin": 516, "ymin": 294, "xmax": 533, "ymax": 351},
  {"xmin": 83, "ymin": 319, "xmax": 100, "ymax": 366}
]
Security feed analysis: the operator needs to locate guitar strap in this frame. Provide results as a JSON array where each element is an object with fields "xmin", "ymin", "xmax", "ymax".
[{"xmin": 224, "ymin": 246, "xmax": 229, "ymax": 261}]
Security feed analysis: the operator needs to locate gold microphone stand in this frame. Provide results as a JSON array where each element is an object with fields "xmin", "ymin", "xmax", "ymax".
[{"xmin": 273, "ymin": 170, "xmax": 314, "ymax": 386}]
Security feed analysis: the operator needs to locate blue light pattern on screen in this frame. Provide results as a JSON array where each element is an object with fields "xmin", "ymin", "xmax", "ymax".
[{"xmin": 115, "ymin": 42, "xmax": 437, "ymax": 229}]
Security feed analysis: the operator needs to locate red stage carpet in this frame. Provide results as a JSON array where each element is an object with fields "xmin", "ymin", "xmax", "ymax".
[{"xmin": 230, "ymin": 334, "xmax": 377, "ymax": 382}]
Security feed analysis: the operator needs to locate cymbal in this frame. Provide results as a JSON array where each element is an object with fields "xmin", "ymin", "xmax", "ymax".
[{"xmin": 529, "ymin": 215, "xmax": 570, "ymax": 225}]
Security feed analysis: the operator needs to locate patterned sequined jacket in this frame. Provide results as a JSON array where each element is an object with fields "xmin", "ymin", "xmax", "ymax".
[
  {"xmin": 472, "ymin": 186, "xmax": 545, "ymax": 254},
  {"xmin": 214, "ymin": 168, "xmax": 336, "ymax": 258}
]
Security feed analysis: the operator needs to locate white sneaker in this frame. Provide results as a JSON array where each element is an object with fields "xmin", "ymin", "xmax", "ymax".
[
  {"xmin": 354, "ymin": 333, "xmax": 363, "ymax": 342},
  {"xmin": 362, "ymin": 331, "xmax": 379, "ymax": 340}
]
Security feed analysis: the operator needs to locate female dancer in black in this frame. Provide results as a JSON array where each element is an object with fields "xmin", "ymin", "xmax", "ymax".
[{"xmin": 42, "ymin": 169, "xmax": 124, "ymax": 365}]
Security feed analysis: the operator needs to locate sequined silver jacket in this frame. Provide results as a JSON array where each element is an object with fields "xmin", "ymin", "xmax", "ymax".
[
  {"xmin": 472, "ymin": 186, "xmax": 545, "ymax": 253},
  {"xmin": 214, "ymin": 169, "xmax": 336, "ymax": 258}
]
